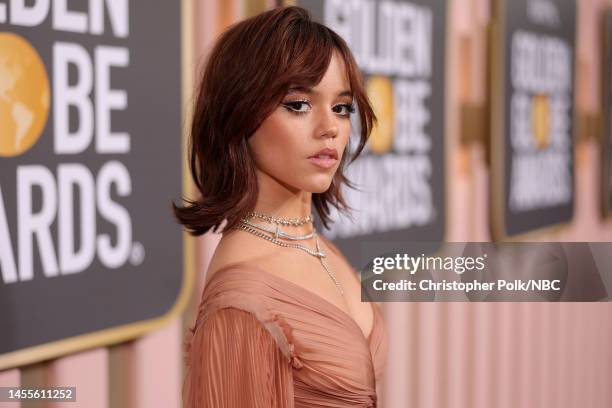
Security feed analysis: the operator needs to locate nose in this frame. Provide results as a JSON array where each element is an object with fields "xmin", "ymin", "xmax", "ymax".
[{"xmin": 316, "ymin": 110, "xmax": 339, "ymax": 139}]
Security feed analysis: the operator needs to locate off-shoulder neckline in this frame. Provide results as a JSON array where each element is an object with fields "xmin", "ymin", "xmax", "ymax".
[{"xmin": 209, "ymin": 261, "xmax": 381, "ymax": 343}]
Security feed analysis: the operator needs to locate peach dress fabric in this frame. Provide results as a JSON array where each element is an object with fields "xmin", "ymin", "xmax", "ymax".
[{"xmin": 183, "ymin": 261, "xmax": 389, "ymax": 407}]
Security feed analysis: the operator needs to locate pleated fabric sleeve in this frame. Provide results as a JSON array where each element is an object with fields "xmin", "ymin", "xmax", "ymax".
[{"xmin": 183, "ymin": 307, "xmax": 295, "ymax": 408}]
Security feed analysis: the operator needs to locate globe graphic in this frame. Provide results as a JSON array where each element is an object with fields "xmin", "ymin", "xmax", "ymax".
[
  {"xmin": 0, "ymin": 32, "xmax": 50, "ymax": 157},
  {"xmin": 531, "ymin": 94, "xmax": 551, "ymax": 150},
  {"xmin": 366, "ymin": 76, "xmax": 394, "ymax": 155}
]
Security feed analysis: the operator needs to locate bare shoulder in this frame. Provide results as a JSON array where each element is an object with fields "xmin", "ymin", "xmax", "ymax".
[{"xmin": 205, "ymin": 229, "xmax": 277, "ymax": 284}]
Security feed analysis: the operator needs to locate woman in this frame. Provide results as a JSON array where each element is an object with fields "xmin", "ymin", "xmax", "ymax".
[{"xmin": 174, "ymin": 6, "xmax": 388, "ymax": 407}]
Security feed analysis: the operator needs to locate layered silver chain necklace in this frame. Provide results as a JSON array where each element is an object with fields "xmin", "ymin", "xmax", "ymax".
[{"xmin": 233, "ymin": 211, "xmax": 344, "ymax": 295}]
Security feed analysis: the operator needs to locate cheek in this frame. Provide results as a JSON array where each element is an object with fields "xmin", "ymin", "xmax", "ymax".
[
  {"xmin": 249, "ymin": 111, "xmax": 308, "ymax": 164},
  {"xmin": 338, "ymin": 122, "xmax": 352, "ymax": 153}
]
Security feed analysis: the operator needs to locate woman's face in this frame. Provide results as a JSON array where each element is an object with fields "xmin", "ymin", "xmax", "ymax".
[{"xmin": 248, "ymin": 51, "xmax": 354, "ymax": 194}]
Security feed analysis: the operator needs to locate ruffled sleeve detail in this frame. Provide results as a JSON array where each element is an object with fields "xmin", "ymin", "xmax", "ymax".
[
  {"xmin": 196, "ymin": 290, "xmax": 304, "ymax": 371},
  {"xmin": 183, "ymin": 307, "xmax": 295, "ymax": 408},
  {"xmin": 267, "ymin": 313, "xmax": 304, "ymax": 370}
]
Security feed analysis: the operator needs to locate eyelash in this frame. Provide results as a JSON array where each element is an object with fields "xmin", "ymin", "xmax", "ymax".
[{"xmin": 281, "ymin": 100, "xmax": 356, "ymax": 117}]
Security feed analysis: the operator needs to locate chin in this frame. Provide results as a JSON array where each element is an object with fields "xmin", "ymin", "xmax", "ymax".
[{"xmin": 302, "ymin": 178, "xmax": 333, "ymax": 193}]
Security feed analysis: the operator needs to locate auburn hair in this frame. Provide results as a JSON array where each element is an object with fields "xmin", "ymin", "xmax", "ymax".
[{"xmin": 172, "ymin": 6, "xmax": 376, "ymax": 235}]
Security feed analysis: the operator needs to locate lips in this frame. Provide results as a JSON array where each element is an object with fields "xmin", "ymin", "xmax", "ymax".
[
  {"xmin": 309, "ymin": 147, "xmax": 338, "ymax": 160},
  {"xmin": 308, "ymin": 148, "xmax": 338, "ymax": 169}
]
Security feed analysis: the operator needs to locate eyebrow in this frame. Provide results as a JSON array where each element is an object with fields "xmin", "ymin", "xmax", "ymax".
[{"xmin": 287, "ymin": 86, "xmax": 352, "ymax": 98}]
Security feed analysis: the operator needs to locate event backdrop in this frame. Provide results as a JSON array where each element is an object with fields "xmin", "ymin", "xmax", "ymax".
[
  {"xmin": 491, "ymin": 0, "xmax": 577, "ymax": 239},
  {"xmin": 0, "ymin": 0, "xmax": 184, "ymax": 370}
]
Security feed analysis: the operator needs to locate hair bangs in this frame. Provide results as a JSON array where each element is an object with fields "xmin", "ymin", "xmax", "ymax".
[{"xmin": 279, "ymin": 21, "xmax": 335, "ymax": 93}]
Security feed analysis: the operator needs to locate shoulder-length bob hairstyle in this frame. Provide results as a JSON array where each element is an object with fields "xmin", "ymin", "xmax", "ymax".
[{"xmin": 173, "ymin": 6, "xmax": 376, "ymax": 235}]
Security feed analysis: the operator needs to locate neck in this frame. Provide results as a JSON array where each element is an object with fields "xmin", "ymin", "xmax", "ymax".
[{"xmin": 252, "ymin": 169, "xmax": 313, "ymax": 234}]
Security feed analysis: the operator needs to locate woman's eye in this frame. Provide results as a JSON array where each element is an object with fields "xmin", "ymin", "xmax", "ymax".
[
  {"xmin": 282, "ymin": 101, "xmax": 311, "ymax": 114},
  {"xmin": 333, "ymin": 103, "xmax": 356, "ymax": 117}
]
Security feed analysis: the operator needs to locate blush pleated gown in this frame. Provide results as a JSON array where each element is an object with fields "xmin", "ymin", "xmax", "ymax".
[{"xmin": 183, "ymin": 260, "xmax": 389, "ymax": 408}]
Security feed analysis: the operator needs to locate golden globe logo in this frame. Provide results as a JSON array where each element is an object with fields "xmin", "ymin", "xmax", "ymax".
[
  {"xmin": 508, "ymin": 29, "xmax": 572, "ymax": 212},
  {"xmin": 0, "ymin": 1, "xmax": 143, "ymax": 285},
  {"xmin": 0, "ymin": 32, "xmax": 50, "ymax": 157}
]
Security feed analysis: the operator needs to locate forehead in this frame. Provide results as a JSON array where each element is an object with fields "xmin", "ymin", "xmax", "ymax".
[{"xmin": 313, "ymin": 51, "xmax": 350, "ymax": 90}]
